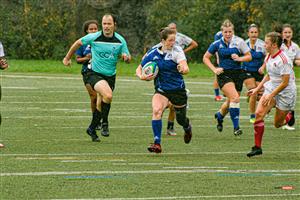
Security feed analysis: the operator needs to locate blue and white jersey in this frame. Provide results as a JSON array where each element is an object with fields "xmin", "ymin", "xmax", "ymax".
[
  {"xmin": 214, "ymin": 31, "xmax": 222, "ymax": 41},
  {"xmin": 208, "ymin": 35, "xmax": 250, "ymax": 70},
  {"xmin": 242, "ymin": 38, "xmax": 265, "ymax": 72},
  {"xmin": 81, "ymin": 31, "xmax": 130, "ymax": 76},
  {"xmin": 141, "ymin": 45, "xmax": 186, "ymax": 91},
  {"xmin": 75, "ymin": 45, "xmax": 91, "ymax": 74}
]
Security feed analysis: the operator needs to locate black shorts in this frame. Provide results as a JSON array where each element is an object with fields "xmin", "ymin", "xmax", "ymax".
[
  {"xmin": 86, "ymin": 70, "xmax": 116, "ymax": 91},
  {"xmin": 217, "ymin": 69, "xmax": 244, "ymax": 92},
  {"xmin": 155, "ymin": 89, "xmax": 187, "ymax": 106},
  {"xmin": 241, "ymin": 70, "xmax": 264, "ymax": 82}
]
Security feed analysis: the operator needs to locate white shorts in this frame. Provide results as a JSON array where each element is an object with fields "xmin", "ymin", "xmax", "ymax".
[{"xmin": 264, "ymin": 81, "xmax": 296, "ymax": 111}]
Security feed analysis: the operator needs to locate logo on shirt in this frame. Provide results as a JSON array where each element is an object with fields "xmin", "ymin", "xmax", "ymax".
[{"xmin": 153, "ymin": 56, "xmax": 159, "ymax": 60}]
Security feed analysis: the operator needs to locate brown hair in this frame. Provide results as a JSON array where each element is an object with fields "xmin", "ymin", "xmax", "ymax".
[
  {"xmin": 159, "ymin": 27, "xmax": 176, "ymax": 40},
  {"xmin": 82, "ymin": 20, "xmax": 99, "ymax": 34},
  {"xmin": 266, "ymin": 32, "xmax": 282, "ymax": 48}
]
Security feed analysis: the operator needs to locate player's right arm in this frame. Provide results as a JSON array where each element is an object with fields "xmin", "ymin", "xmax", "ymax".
[
  {"xmin": 63, "ymin": 39, "xmax": 83, "ymax": 66},
  {"xmin": 203, "ymin": 51, "xmax": 223, "ymax": 75}
]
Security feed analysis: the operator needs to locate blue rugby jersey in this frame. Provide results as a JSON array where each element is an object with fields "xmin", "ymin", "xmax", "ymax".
[
  {"xmin": 242, "ymin": 38, "xmax": 265, "ymax": 72},
  {"xmin": 208, "ymin": 35, "xmax": 250, "ymax": 70},
  {"xmin": 81, "ymin": 31, "xmax": 130, "ymax": 76},
  {"xmin": 141, "ymin": 45, "xmax": 186, "ymax": 92},
  {"xmin": 75, "ymin": 45, "xmax": 91, "ymax": 74}
]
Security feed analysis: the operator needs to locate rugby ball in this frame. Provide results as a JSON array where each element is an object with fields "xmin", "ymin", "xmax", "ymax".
[{"xmin": 142, "ymin": 61, "xmax": 159, "ymax": 80}]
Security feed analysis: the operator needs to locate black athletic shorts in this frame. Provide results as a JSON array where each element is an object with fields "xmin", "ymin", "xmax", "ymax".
[
  {"xmin": 86, "ymin": 70, "xmax": 116, "ymax": 91},
  {"xmin": 240, "ymin": 70, "xmax": 264, "ymax": 82},
  {"xmin": 217, "ymin": 69, "xmax": 244, "ymax": 92},
  {"xmin": 155, "ymin": 89, "xmax": 187, "ymax": 106}
]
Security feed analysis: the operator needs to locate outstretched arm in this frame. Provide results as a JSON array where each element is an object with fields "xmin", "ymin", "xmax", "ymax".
[{"xmin": 63, "ymin": 39, "xmax": 83, "ymax": 66}]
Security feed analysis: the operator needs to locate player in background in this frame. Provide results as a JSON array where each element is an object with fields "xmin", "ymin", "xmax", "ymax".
[
  {"xmin": 279, "ymin": 24, "xmax": 300, "ymax": 131},
  {"xmin": 75, "ymin": 20, "xmax": 102, "ymax": 133},
  {"xmin": 241, "ymin": 24, "xmax": 266, "ymax": 123},
  {"xmin": 0, "ymin": 41, "xmax": 8, "ymax": 148},
  {"xmin": 203, "ymin": 19, "xmax": 252, "ymax": 136},
  {"xmin": 247, "ymin": 32, "xmax": 296, "ymax": 157},
  {"xmin": 165, "ymin": 22, "xmax": 198, "ymax": 136},
  {"xmin": 212, "ymin": 31, "xmax": 223, "ymax": 101},
  {"xmin": 63, "ymin": 14, "xmax": 131, "ymax": 142},
  {"xmin": 136, "ymin": 27, "xmax": 192, "ymax": 153}
]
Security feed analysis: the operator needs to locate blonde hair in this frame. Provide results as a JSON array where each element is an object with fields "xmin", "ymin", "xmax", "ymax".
[{"xmin": 221, "ymin": 19, "xmax": 234, "ymax": 31}]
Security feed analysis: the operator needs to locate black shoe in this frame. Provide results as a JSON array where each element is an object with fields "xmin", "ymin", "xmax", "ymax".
[
  {"xmin": 183, "ymin": 124, "xmax": 192, "ymax": 144},
  {"xmin": 101, "ymin": 123, "xmax": 109, "ymax": 137},
  {"xmin": 214, "ymin": 113, "xmax": 223, "ymax": 132},
  {"xmin": 86, "ymin": 127, "xmax": 100, "ymax": 142},
  {"xmin": 95, "ymin": 123, "xmax": 102, "ymax": 131},
  {"xmin": 234, "ymin": 127, "xmax": 243, "ymax": 136},
  {"xmin": 247, "ymin": 146, "xmax": 263, "ymax": 157},
  {"xmin": 287, "ymin": 111, "xmax": 295, "ymax": 126}
]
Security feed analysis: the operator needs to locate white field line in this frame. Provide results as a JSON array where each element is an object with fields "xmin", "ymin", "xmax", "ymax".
[
  {"xmin": 51, "ymin": 193, "xmax": 300, "ymax": 200},
  {"xmin": 1, "ymin": 169, "xmax": 300, "ymax": 177},
  {"xmin": 52, "ymin": 193, "xmax": 300, "ymax": 200},
  {"xmin": 1, "ymin": 150, "xmax": 300, "ymax": 157}
]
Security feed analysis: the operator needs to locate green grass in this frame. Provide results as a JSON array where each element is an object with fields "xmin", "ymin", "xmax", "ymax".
[{"xmin": 0, "ymin": 71, "xmax": 299, "ymax": 199}]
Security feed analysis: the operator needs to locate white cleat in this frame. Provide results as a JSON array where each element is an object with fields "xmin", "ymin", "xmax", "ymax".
[{"xmin": 282, "ymin": 125, "xmax": 295, "ymax": 131}]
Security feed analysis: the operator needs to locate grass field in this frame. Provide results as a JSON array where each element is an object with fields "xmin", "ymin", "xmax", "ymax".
[{"xmin": 0, "ymin": 69, "xmax": 300, "ymax": 199}]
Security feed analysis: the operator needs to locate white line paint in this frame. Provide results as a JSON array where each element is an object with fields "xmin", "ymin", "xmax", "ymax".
[
  {"xmin": 1, "ymin": 150, "xmax": 300, "ymax": 157},
  {"xmin": 1, "ymin": 169, "xmax": 300, "ymax": 177},
  {"xmin": 51, "ymin": 193, "xmax": 300, "ymax": 200}
]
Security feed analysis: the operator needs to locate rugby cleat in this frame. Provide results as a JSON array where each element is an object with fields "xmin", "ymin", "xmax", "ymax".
[
  {"xmin": 214, "ymin": 95, "xmax": 223, "ymax": 101},
  {"xmin": 167, "ymin": 128, "xmax": 177, "ymax": 136},
  {"xmin": 183, "ymin": 124, "xmax": 192, "ymax": 144},
  {"xmin": 247, "ymin": 146, "xmax": 263, "ymax": 157},
  {"xmin": 233, "ymin": 127, "xmax": 243, "ymax": 136},
  {"xmin": 282, "ymin": 124, "xmax": 295, "ymax": 131},
  {"xmin": 86, "ymin": 127, "xmax": 100, "ymax": 142},
  {"xmin": 147, "ymin": 143, "xmax": 162, "ymax": 153},
  {"xmin": 101, "ymin": 123, "xmax": 109, "ymax": 137}
]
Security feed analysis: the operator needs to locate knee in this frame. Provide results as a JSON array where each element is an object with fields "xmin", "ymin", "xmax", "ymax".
[
  {"xmin": 103, "ymin": 93, "xmax": 113, "ymax": 103},
  {"xmin": 153, "ymin": 107, "xmax": 163, "ymax": 118},
  {"xmin": 229, "ymin": 96, "xmax": 240, "ymax": 103}
]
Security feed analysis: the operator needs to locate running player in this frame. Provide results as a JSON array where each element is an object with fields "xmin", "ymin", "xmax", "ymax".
[
  {"xmin": 75, "ymin": 20, "xmax": 102, "ymax": 134},
  {"xmin": 63, "ymin": 14, "xmax": 131, "ymax": 142},
  {"xmin": 241, "ymin": 24, "xmax": 266, "ymax": 123},
  {"xmin": 136, "ymin": 27, "xmax": 192, "ymax": 153},
  {"xmin": 166, "ymin": 22, "xmax": 198, "ymax": 136},
  {"xmin": 203, "ymin": 19, "xmax": 252, "ymax": 136},
  {"xmin": 247, "ymin": 32, "xmax": 296, "ymax": 157},
  {"xmin": 280, "ymin": 24, "xmax": 300, "ymax": 131}
]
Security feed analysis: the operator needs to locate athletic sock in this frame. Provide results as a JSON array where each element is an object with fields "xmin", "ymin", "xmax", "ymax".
[
  {"xmin": 152, "ymin": 119, "xmax": 162, "ymax": 144},
  {"xmin": 254, "ymin": 120, "xmax": 264, "ymax": 147},
  {"xmin": 167, "ymin": 121, "xmax": 174, "ymax": 129},
  {"xmin": 217, "ymin": 111, "xmax": 224, "ymax": 121},
  {"xmin": 101, "ymin": 101, "xmax": 111, "ymax": 124},
  {"xmin": 89, "ymin": 109, "xmax": 102, "ymax": 130},
  {"xmin": 214, "ymin": 88, "xmax": 220, "ymax": 96},
  {"xmin": 229, "ymin": 102, "xmax": 240, "ymax": 130}
]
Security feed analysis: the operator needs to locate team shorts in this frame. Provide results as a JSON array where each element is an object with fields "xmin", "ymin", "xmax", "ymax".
[
  {"xmin": 86, "ymin": 70, "xmax": 116, "ymax": 91},
  {"xmin": 217, "ymin": 69, "xmax": 244, "ymax": 92},
  {"xmin": 264, "ymin": 81, "xmax": 296, "ymax": 111},
  {"xmin": 155, "ymin": 89, "xmax": 187, "ymax": 106},
  {"xmin": 241, "ymin": 70, "xmax": 264, "ymax": 82}
]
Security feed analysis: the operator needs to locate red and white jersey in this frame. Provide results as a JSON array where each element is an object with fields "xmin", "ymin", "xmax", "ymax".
[
  {"xmin": 265, "ymin": 50, "xmax": 295, "ymax": 92},
  {"xmin": 280, "ymin": 41, "xmax": 300, "ymax": 63}
]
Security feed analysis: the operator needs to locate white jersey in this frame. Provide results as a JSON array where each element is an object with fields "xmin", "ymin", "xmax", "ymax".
[
  {"xmin": 280, "ymin": 41, "xmax": 300, "ymax": 63},
  {"xmin": 265, "ymin": 50, "xmax": 295, "ymax": 91},
  {"xmin": 0, "ymin": 42, "xmax": 5, "ymax": 57},
  {"xmin": 264, "ymin": 50, "xmax": 296, "ymax": 110},
  {"xmin": 175, "ymin": 32, "xmax": 193, "ymax": 49}
]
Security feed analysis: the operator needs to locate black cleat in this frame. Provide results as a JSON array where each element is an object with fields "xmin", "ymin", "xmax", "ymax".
[
  {"xmin": 233, "ymin": 127, "xmax": 243, "ymax": 136},
  {"xmin": 86, "ymin": 128, "xmax": 100, "ymax": 142},
  {"xmin": 214, "ymin": 113, "xmax": 223, "ymax": 132},
  {"xmin": 247, "ymin": 146, "xmax": 263, "ymax": 157},
  {"xmin": 101, "ymin": 123, "xmax": 109, "ymax": 137},
  {"xmin": 183, "ymin": 124, "xmax": 192, "ymax": 144}
]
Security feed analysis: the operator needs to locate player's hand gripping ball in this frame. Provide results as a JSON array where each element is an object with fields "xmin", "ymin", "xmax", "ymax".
[{"xmin": 142, "ymin": 61, "xmax": 159, "ymax": 81}]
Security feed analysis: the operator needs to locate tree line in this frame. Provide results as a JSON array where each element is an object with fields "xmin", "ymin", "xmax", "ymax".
[{"xmin": 0, "ymin": 0, "xmax": 299, "ymax": 62}]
